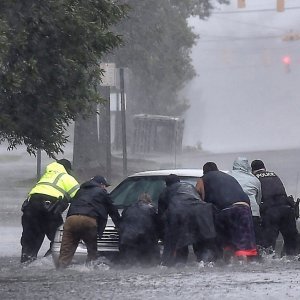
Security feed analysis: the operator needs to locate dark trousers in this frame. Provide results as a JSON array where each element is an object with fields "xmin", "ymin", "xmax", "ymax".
[
  {"xmin": 161, "ymin": 244, "xmax": 188, "ymax": 266},
  {"xmin": 21, "ymin": 194, "xmax": 63, "ymax": 263},
  {"xmin": 58, "ymin": 215, "xmax": 100, "ymax": 268},
  {"xmin": 215, "ymin": 204, "xmax": 257, "ymax": 256},
  {"xmin": 193, "ymin": 239, "xmax": 220, "ymax": 262},
  {"xmin": 162, "ymin": 242, "xmax": 218, "ymax": 266},
  {"xmin": 252, "ymin": 216, "xmax": 263, "ymax": 247},
  {"xmin": 261, "ymin": 205, "xmax": 299, "ymax": 255},
  {"xmin": 119, "ymin": 240, "xmax": 160, "ymax": 266}
]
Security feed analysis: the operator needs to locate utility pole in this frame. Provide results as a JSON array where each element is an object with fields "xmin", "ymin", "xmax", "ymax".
[
  {"xmin": 36, "ymin": 149, "xmax": 41, "ymax": 181},
  {"xmin": 119, "ymin": 68, "xmax": 127, "ymax": 177},
  {"xmin": 98, "ymin": 86, "xmax": 111, "ymax": 181},
  {"xmin": 98, "ymin": 63, "xmax": 116, "ymax": 182},
  {"xmin": 282, "ymin": 56, "xmax": 291, "ymax": 73}
]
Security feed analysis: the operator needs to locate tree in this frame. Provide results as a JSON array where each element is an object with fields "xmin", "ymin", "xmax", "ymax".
[
  {"xmin": 113, "ymin": 0, "xmax": 228, "ymax": 118},
  {"xmin": 0, "ymin": 0, "xmax": 127, "ymax": 157}
]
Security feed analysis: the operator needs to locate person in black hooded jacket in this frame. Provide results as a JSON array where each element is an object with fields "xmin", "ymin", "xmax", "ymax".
[
  {"xmin": 159, "ymin": 174, "xmax": 217, "ymax": 266},
  {"xmin": 57, "ymin": 176, "xmax": 120, "ymax": 268},
  {"xmin": 119, "ymin": 193, "xmax": 160, "ymax": 265}
]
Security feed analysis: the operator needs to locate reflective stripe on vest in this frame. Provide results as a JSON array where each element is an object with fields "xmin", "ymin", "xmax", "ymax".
[
  {"xmin": 35, "ymin": 172, "xmax": 71, "ymax": 200},
  {"xmin": 68, "ymin": 184, "xmax": 80, "ymax": 196}
]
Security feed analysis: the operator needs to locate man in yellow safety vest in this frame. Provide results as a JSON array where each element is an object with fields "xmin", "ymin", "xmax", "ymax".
[{"xmin": 20, "ymin": 159, "xmax": 80, "ymax": 263}]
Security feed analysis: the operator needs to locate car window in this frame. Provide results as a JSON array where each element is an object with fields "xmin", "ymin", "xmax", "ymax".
[
  {"xmin": 182, "ymin": 177, "xmax": 199, "ymax": 186},
  {"xmin": 110, "ymin": 176, "xmax": 165, "ymax": 207},
  {"xmin": 110, "ymin": 175, "xmax": 200, "ymax": 208}
]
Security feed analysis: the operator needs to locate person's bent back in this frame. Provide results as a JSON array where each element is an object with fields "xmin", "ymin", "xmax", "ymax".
[
  {"xmin": 119, "ymin": 193, "xmax": 160, "ymax": 265},
  {"xmin": 196, "ymin": 162, "xmax": 257, "ymax": 261},
  {"xmin": 57, "ymin": 176, "xmax": 120, "ymax": 268},
  {"xmin": 159, "ymin": 174, "xmax": 217, "ymax": 266}
]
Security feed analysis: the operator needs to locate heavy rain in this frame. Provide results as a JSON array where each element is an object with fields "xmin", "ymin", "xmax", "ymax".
[{"xmin": 1, "ymin": 1, "xmax": 300, "ymax": 299}]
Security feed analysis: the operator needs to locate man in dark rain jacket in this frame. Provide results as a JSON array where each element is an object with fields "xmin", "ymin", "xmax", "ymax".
[
  {"xmin": 196, "ymin": 162, "xmax": 258, "ymax": 261},
  {"xmin": 119, "ymin": 193, "xmax": 160, "ymax": 265},
  {"xmin": 251, "ymin": 160, "xmax": 299, "ymax": 255},
  {"xmin": 57, "ymin": 176, "xmax": 120, "ymax": 268},
  {"xmin": 159, "ymin": 174, "xmax": 217, "ymax": 266}
]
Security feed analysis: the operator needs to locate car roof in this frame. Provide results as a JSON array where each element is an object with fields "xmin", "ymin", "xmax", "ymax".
[{"xmin": 129, "ymin": 169, "xmax": 204, "ymax": 177}]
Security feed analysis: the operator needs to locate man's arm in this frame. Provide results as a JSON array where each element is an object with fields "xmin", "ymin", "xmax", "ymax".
[
  {"xmin": 105, "ymin": 194, "xmax": 121, "ymax": 228},
  {"xmin": 195, "ymin": 178, "xmax": 205, "ymax": 200},
  {"xmin": 256, "ymin": 180, "xmax": 262, "ymax": 205}
]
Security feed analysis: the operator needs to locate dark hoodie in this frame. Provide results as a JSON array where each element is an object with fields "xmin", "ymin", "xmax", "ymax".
[
  {"xmin": 159, "ymin": 181, "xmax": 216, "ymax": 249},
  {"xmin": 67, "ymin": 179, "xmax": 120, "ymax": 227},
  {"xmin": 119, "ymin": 200, "xmax": 159, "ymax": 248}
]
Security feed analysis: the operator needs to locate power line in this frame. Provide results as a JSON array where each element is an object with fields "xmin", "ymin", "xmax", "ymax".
[
  {"xmin": 198, "ymin": 32, "xmax": 300, "ymax": 43},
  {"xmin": 197, "ymin": 43, "xmax": 300, "ymax": 54},
  {"xmin": 214, "ymin": 15, "xmax": 288, "ymax": 33},
  {"xmin": 198, "ymin": 44, "xmax": 300, "ymax": 51},
  {"xmin": 212, "ymin": 6, "xmax": 300, "ymax": 14},
  {"xmin": 199, "ymin": 34, "xmax": 282, "ymax": 42},
  {"xmin": 195, "ymin": 63, "xmax": 300, "ymax": 72}
]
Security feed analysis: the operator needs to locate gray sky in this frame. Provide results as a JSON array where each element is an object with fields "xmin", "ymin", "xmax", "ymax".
[{"xmin": 183, "ymin": 0, "xmax": 300, "ymax": 153}]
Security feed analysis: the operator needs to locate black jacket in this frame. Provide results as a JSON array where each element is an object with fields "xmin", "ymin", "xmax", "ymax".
[
  {"xmin": 254, "ymin": 170, "xmax": 290, "ymax": 212},
  {"xmin": 202, "ymin": 171, "xmax": 250, "ymax": 210},
  {"xmin": 67, "ymin": 180, "xmax": 120, "ymax": 227},
  {"xmin": 119, "ymin": 200, "xmax": 159, "ymax": 247},
  {"xmin": 158, "ymin": 182, "xmax": 216, "ymax": 249}
]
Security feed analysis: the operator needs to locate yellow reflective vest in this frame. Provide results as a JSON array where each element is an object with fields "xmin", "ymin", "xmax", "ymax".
[{"xmin": 29, "ymin": 162, "xmax": 80, "ymax": 200}]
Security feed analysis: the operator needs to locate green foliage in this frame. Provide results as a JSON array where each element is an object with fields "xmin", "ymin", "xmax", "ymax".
[
  {"xmin": 0, "ymin": 0, "xmax": 127, "ymax": 157},
  {"xmin": 113, "ymin": 0, "xmax": 227, "ymax": 117}
]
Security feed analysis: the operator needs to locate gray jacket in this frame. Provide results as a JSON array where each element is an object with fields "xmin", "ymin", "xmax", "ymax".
[{"xmin": 230, "ymin": 157, "xmax": 262, "ymax": 217}]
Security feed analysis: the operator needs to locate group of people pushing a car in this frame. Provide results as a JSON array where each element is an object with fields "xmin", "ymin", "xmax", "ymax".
[{"xmin": 20, "ymin": 157, "xmax": 300, "ymax": 268}]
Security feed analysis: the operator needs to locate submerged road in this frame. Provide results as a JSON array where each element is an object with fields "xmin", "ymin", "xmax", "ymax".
[{"xmin": 1, "ymin": 147, "xmax": 300, "ymax": 299}]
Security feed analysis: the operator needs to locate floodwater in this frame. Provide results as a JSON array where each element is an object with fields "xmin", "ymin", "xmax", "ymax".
[
  {"xmin": 1, "ymin": 253, "xmax": 300, "ymax": 299},
  {"xmin": 1, "ymin": 146, "xmax": 300, "ymax": 299}
]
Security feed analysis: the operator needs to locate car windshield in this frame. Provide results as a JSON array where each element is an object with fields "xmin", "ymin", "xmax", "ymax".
[{"xmin": 110, "ymin": 175, "xmax": 199, "ymax": 208}]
